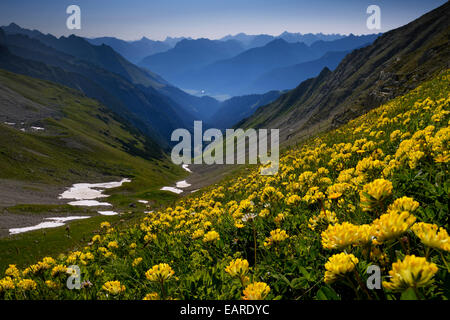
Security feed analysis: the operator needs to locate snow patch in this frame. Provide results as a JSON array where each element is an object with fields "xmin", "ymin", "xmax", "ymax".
[
  {"xmin": 98, "ymin": 211, "xmax": 119, "ymax": 216},
  {"xmin": 176, "ymin": 180, "xmax": 191, "ymax": 188},
  {"xmin": 160, "ymin": 186, "xmax": 183, "ymax": 194},
  {"xmin": 182, "ymin": 164, "xmax": 192, "ymax": 173},
  {"xmin": 68, "ymin": 200, "xmax": 112, "ymax": 207},
  {"xmin": 9, "ymin": 216, "xmax": 90, "ymax": 235}
]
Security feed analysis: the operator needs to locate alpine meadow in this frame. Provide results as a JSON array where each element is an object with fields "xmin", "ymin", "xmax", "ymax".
[{"xmin": 0, "ymin": 0, "xmax": 448, "ymax": 304}]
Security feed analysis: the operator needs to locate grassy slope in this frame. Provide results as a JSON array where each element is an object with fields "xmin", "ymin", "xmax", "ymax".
[
  {"xmin": 1, "ymin": 70, "xmax": 447, "ymax": 299},
  {"xmin": 0, "ymin": 69, "xmax": 186, "ymax": 270}
]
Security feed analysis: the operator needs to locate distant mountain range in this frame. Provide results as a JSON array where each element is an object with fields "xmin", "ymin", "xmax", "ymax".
[
  {"xmin": 145, "ymin": 33, "xmax": 380, "ymax": 96},
  {"xmin": 86, "ymin": 36, "xmax": 172, "ymax": 64},
  {"xmin": 220, "ymin": 32, "xmax": 345, "ymax": 48},
  {"xmin": 237, "ymin": 2, "xmax": 450, "ymax": 146},
  {"xmin": 139, "ymin": 38, "xmax": 246, "ymax": 85},
  {"xmin": 85, "ymin": 31, "xmax": 346, "ymax": 65}
]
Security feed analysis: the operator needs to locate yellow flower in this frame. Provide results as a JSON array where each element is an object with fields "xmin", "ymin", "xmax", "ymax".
[
  {"xmin": 51, "ymin": 265, "xmax": 67, "ymax": 277},
  {"xmin": 372, "ymin": 210, "xmax": 416, "ymax": 242},
  {"xmin": 0, "ymin": 277, "xmax": 15, "ymax": 292},
  {"xmin": 242, "ymin": 282, "xmax": 270, "ymax": 300},
  {"xmin": 225, "ymin": 258, "xmax": 249, "ymax": 278},
  {"xmin": 17, "ymin": 279, "xmax": 37, "ymax": 291},
  {"xmin": 102, "ymin": 281, "xmax": 126, "ymax": 295},
  {"xmin": 382, "ymin": 255, "xmax": 438, "ymax": 291},
  {"xmin": 286, "ymin": 194, "xmax": 301, "ymax": 205},
  {"xmin": 143, "ymin": 292, "xmax": 160, "ymax": 300},
  {"xmin": 321, "ymin": 222, "xmax": 372, "ymax": 249},
  {"xmin": 45, "ymin": 280, "xmax": 60, "ymax": 289},
  {"xmin": 202, "ymin": 230, "xmax": 220, "ymax": 242},
  {"xmin": 107, "ymin": 241, "xmax": 119, "ymax": 249},
  {"xmin": 324, "ymin": 252, "xmax": 359, "ymax": 284},
  {"xmin": 192, "ymin": 229, "xmax": 205, "ymax": 239},
  {"xmin": 145, "ymin": 263, "xmax": 175, "ymax": 282},
  {"xmin": 412, "ymin": 222, "xmax": 450, "ymax": 251},
  {"xmin": 264, "ymin": 229, "xmax": 289, "ymax": 247},
  {"xmin": 5, "ymin": 264, "xmax": 20, "ymax": 278},
  {"xmin": 132, "ymin": 257, "xmax": 143, "ymax": 267},
  {"xmin": 327, "ymin": 183, "xmax": 351, "ymax": 200},
  {"xmin": 100, "ymin": 221, "xmax": 111, "ymax": 229},
  {"xmin": 388, "ymin": 196, "xmax": 419, "ymax": 213},
  {"xmin": 360, "ymin": 179, "xmax": 393, "ymax": 212}
]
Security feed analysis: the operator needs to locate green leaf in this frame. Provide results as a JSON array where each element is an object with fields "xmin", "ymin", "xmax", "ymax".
[
  {"xmin": 400, "ymin": 288, "xmax": 418, "ymax": 300},
  {"xmin": 316, "ymin": 286, "xmax": 340, "ymax": 300}
]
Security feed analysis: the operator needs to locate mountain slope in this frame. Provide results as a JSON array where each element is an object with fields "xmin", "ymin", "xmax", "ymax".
[
  {"xmin": 239, "ymin": 2, "xmax": 450, "ymax": 145},
  {"xmin": 86, "ymin": 36, "xmax": 171, "ymax": 64},
  {"xmin": 247, "ymin": 50, "xmax": 349, "ymax": 93},
  {"xmin": 2, "ymin": 23, "xmax": 165, "ymax": 89},
  {"xmin": 0, "ymin": 68, "xmax": 186, "ymax": 187}
]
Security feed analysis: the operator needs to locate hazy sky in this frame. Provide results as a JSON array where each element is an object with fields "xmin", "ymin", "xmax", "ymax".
[{"xmin": 0, "ymin": 0, "xmax": 447, "ymax": 40}]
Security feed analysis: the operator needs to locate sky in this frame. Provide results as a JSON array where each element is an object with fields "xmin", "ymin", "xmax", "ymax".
[{"xmin": 0, "ymin": 0, "xmax": 447, "ymax": 40}]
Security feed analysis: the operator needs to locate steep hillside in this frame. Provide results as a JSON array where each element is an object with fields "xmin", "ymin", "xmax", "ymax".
[
  {"xmin": 2, "ymin": 23, "xmax": 165, "ymax": 89},
  {"xmin": 247, "ymin": 50, "xmax": 349, "ymax": 93},
  {"xmin": 0, "ymin": 69, "xmax": 184, "ymax": 187},
  {"xmin": 239, "ymin": 2, "xmax": 450, "ymax": 145}
]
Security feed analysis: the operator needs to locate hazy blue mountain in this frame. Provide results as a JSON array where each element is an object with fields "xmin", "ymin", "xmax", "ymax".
[
  {"xmin": 171, "ymin": 34, "xmax": 380, "ymax": 96},
  {"xmin": 173, "ymin": 39, "xmax": 318, "ymax": 95},
  {"xmin": 309, "ymin": 33, "xmax": 381, "ymax": 54},
  {"xmin": 246, "ymin": 50, "xmax": 350, "ymax": 93},
  {"xmin": 86, "ymin": 36, "xmax": 171, "ymax": 64},
  {"xmin": 138, "ymin": 38, "xmax": 245, "ymax": 84},
  {"xmin": 163, "ymin": 36, "xmax": 191, "ymax": 47},
  {"xmin": 220, "ymin": 31, "xmax": 345, "ymax": 48},
  {"xmin": 278, "ymin": 32, "xmax": 344, "ymax": 45},
  {"xmin": 208, "ymin": 90, "xmax": 282, "ymax": 129}
]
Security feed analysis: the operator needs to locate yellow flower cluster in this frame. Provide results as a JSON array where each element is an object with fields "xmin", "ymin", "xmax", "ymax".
[
  {"xmin": 242, "ymin": 282, "xmax": 270, "ymax": 300},
  {"xmin": 202, "ymin": 230, "xmax": 220, "ymax": 242},
  {"xmin": 321, "ymin": 222, "xmax": 372, "ymax": 249},
  {"xmin": 382, "ymin": 255, "xmax": 438, "ymax": 291},
  {"xmin": 324, "ymin": 252, "xmax": 359, "ymax": 284},
  {"xmin": 145, "ymin": 263, "xmax": 175, "ymax": 282},
  {"xmin": 372, "ymin": 210, "xmax": 416, "ymax": 242},
  {"xmin": 225, "ymin": 258, "xmax": 249, "ymax": 278},
  {"xmin": 360, "ymin": 179, "xmax": 393, "ymax": 212},
  {"xmin": 412, "ymin": 222, "xmax": 450, "ymax": 251},
  {"xmin": 264, "ymin": 229, "xmax": 289, "ymax": 247},
  {"xmin": 102, "ymin": 281, "xmax": 125, "ymax": 295}
]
